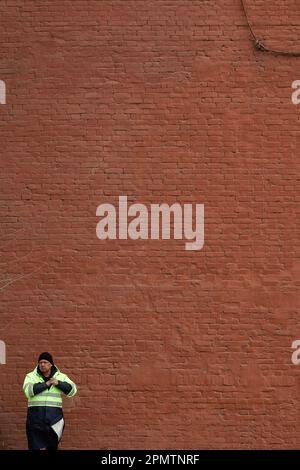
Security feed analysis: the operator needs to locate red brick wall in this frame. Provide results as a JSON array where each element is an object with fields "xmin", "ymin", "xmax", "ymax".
[{"xmin": 1, "ymin": 0, "xmax": 300, "ymax": 449}]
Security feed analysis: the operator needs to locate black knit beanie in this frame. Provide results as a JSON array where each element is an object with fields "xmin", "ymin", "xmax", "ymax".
[{"xmin": 38, "ymin": 352, "xmax": 54, "ymax": 365}]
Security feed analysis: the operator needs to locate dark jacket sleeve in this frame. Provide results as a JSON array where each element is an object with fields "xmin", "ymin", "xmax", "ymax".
[
  {"xmin": 33, "ymin": 382, "xmax": 48, "ymax": 395},
  {"xmin": 56, "ymin": 380, "xmax": 72, "ymax": 395}
]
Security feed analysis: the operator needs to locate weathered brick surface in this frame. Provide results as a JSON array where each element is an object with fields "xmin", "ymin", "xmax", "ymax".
[{"xmin": 1, "ymin": 0, "xmax": 300, "ymax": 449}]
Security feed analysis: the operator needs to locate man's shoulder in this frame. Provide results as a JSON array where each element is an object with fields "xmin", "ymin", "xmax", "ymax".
[
  {"xmin": 54, "ymin": 369, "xmax": 67, "ymax": 380},
  {"xmin": 25, "ymin": 366, "xmax": 39, "ymax": 378}
]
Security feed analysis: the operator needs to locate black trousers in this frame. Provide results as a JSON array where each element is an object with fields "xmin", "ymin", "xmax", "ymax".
[{"xmin": 26, "ymin": 424, "xmax": 58, "ymax": 450}]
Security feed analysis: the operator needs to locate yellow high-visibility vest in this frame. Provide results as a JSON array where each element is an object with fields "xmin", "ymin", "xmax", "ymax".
[{"xmin": 23, "ymin": 366, "xmax": 77, "ymax": 407}]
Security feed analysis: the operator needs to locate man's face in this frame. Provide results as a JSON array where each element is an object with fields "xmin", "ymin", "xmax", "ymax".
[{"xmin": 38, "ymin": 359, "xmax": 52, "ymax": 374}]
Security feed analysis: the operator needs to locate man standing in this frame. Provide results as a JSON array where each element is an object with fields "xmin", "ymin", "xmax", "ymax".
[{"xmin": 23, "ymin": 352, "xmax": 77, "ymax": 450}]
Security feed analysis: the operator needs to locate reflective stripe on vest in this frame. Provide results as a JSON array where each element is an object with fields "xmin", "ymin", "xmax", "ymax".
[
  {"xmin": 24, "ymin": 382, "xmax": 34, "ymax": 397},
  {"xmin": 28, "ymin": 401, "xmax": 62, "ymax": 408},
  {"xmin": 67, "ymin": 383, "xmax": 77, "ymax": 397},
  {"xmin": 27, "ymin": 389, "xmax": 63, "ymax": 407}
]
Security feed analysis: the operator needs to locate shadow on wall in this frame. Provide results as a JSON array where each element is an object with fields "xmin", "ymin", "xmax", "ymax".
[
  {"xmin": 0, "ymin": 409, "xmax": 26, "ymax": 450},
  {"xmin": 0, "ymin": 425, "xmax": 4, "ymax": 450}
]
